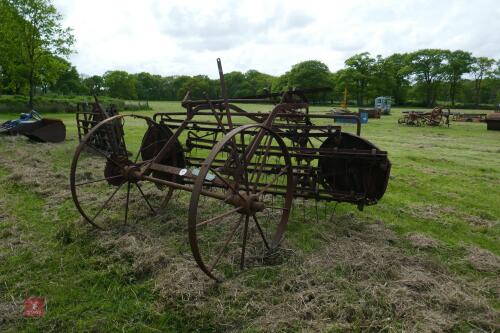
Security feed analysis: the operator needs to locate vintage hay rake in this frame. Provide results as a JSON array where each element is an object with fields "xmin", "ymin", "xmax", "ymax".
[
  {"xmin": 398, "ymin": 107, "xmax": 450, "ymax": 127},
  {"xmin": 70, "ymin": 59, "xmax": 391, "ymax": 281}
]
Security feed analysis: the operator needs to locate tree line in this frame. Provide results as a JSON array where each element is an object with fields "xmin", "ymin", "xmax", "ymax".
[{"xmin": 1, "ymin": 0, "xmax": 499, "ymax": 107}]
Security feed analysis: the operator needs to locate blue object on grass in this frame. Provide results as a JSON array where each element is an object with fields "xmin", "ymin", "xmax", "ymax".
[
  {"xmin": 334, "ymin": 111, "xmax": 368, "ymax": 124},
  {"xmin": 0, "ymin": 110, "xmax": 42, "ymax": 133}
]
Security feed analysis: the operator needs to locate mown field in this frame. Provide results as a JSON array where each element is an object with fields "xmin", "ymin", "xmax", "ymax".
[{"xmin": 0, "ymin": 101, "xmax": 499, "ymax": 332}]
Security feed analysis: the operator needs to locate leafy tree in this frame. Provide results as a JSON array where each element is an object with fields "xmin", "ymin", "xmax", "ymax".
[
  {"xmin": 178, "ymin": 75, "xmax": 211, "ymax": 100},
  {"xmin": 244, "ymin": 70, "xmax": 274, "ymax": 96},
  {"xmin": 103, "ymin": 71, "xmax": 137, "ymax": 100},
  {"xmin": 83, "ymin": 75, "xmax": 104, "ymax": 96},
  {"xmin": 207, "ymin": 78, "xmax": 220, "ymax": 99},
  {"xmin": 6, "ymin": 0, "xmax": 75, "ymax": 106},
  {"xmin": 135, "ymin": 72, "xmax": 166, "ymax": 100},
  {"xmin": 288, "ymin": 60, "xmax": 332, "ymax": 89},
  {"xmin": 271, "ymin": 73, "xmax": 290, "ymax": 93},
  {"xmin": 444, "ymin": 50, "xmax": 473, "ymax": 106},
  {"xmin": 159, "ymin": 75, "xmax": 176, "ymax": 99},
  {"xmin": 287, "ymin": 60, "xmax": 333, "ymax": 103},
  {"xmin": 172, "ymin": 75, "xmax": 191, "ymax": 100},
  {"xmin": 51, "ymin": 58, "xmax": 85, "ymax": 95},
  {"xmin": 408, "ymin": 49, "xmax": 448, "ymax": 106},
  {"xmin": 38, "ymin": 55, "xmax": 68, "ymax": 93},
  {"xmin": 135, "ymin": 72, "xmax": 154, "ymax": 100},
  {"xmin": 332, "ymin": 68, "xmax": 355, "ymax": 104},
  {"xmin": 0, "ymin": 1, "xmax": 28, "ymax": 95},
  {"xmin": 470, "ymin": 57, "xmax": 495, "ymax": 105},
  {"xmin": 378, "ymin": 53, "xmax": 411, "ymax": 105},
  {"xmin": 344, "ymin": 53, "xmax": 376, "ymax": 106},
  {"xmin": 29, "ymin": 55, "xmax": 83, "ymax": 95},
  {"xmin": 224, "ymin": 71, "xmax": 246, "ymax": 97},
  {"xmin": 495, "ymin": 60, "xmax": 500, "ymax": 104},
  {"xmin": 480, "ymin": 77, "xmax": 500, "ymax": 105},
  {"xmin": 233, "ymin": 80, "xmax": 254, "ymax": 97}
]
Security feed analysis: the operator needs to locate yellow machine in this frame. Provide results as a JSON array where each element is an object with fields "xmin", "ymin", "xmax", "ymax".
[{"xmin": 340, "ymin": 87, "xmax": 348, "ymax": 109}]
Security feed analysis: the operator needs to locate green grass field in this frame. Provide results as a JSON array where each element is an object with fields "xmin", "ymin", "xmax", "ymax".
[{"xmin": 0, "ymin": 102, "xmax": 499, "ymax": 332}]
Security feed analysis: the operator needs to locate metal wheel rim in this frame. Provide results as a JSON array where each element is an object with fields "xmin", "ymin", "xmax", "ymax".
[{"xmin": 187, "ymin": 124, "xmax": 294, "ymax": 281}]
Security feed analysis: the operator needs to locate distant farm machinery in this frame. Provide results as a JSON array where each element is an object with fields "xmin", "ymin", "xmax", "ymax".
[
  {"xmin": 76, "ymin": 98, "xmax": 120, "ymax": 152},
  {"xmin": 358, "ymin": 96, "xmax": 392, "ymax": 119},
  {"xmin": 0, "ymin": 110, "xmax": 66, "ymax": 143},
  {"xmin": 70, "ymin": 59, "xmax": 391, "ymax": 281},
  {"xmin": 451, "ymin": 113, "xmax": 487, "ymax": 122},
  {"xmin": 398, "ymin": 107, "xmax": 450, "ymax": 127}
]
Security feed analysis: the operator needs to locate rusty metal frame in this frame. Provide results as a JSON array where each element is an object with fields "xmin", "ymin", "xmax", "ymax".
[{"xmin": 70, "ymin": 59, "xmax": 391, "ymax": 281}]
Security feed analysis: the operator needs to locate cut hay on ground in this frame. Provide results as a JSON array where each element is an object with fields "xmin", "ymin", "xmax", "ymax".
[{"xmin": 1, "ymin": 135, "xmax": 499, "ymax": 332}]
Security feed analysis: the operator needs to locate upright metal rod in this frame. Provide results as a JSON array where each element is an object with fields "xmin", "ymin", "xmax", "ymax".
[{"xmin": 217, "ymin": 58, "xmax": 233, "ymax": 131}]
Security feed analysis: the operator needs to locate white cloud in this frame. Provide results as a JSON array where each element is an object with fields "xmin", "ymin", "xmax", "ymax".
[{"xmin": 54, "ymin": 0, "xmax": 500, "ymax": 77}]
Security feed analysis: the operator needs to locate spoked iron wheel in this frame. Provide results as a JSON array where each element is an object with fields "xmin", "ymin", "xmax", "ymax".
[
  {"xmin": 70, "ymin": 115, "xmax": 183, "ymax": 229},
  {"xmin": 188, "ymin": 124, "xmax": 294, "ymax": 281}
]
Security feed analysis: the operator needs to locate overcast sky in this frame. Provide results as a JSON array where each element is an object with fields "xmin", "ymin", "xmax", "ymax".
[{"xmin": 54, "ymin": 0, "xmax": 500, "ymax": 78}]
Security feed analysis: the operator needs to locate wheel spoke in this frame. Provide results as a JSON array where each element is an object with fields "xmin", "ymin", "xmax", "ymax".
[
  {"xmin": 91, "ymin": 183, "xmax": 124, "ymax": 222},
  {"xmin": 124, "ymin": 182, "xmax": 131, "ymax": 224},
  {"xmin": 250, "ymin": 136, "xmax": 273, "ymax": 183},
  {"xmin": 157, "ymin": 188, "xmax": 174, "ymax": 212},
  {"xmin": 209, "ymin": 214, "xmax": 244, "ymax": 272},
  {"xmin": 252, "ymin": 214, "xmax": 270, "ymax": 250},
  {"xmin": 209, "ymin": 167, "xmax": 246, "ymax": 202},
  {"xmin": 252, "ymin": 135, "xmax": 274, "ymax": 192},
  {"xmin": 256, "ymin": 167, "xmax": 287, "ymax": 197},
  {"xmin": 239, "ymin": 132, "xmax": 251, "ymax": 194},
  {"xmin": 85, "ymin": 142, "xmax": 122, "ymax": 167},
  {"xmin": 75, "ymin": 174, "xmax": 123, "ymax": 187},
  {"xmin": 134, "ymin": 137, "xmax": 168, "ymax": 163},
  {"xmin": 243, "ymin": 128, "xmax": 265, "ymax": 164},
  {"xmin": 135, "ymin": 182, "xmax": 155, "ymax": 213},
  {"xmin": 196, "ymin": 207, "xmax": 242, "ymax": 228},
  {"xmin": 240, "ymin": 215, "xmax": 249, "ymax": 270},
  {"xmin": 225, "ymin": 136, "xmax": 248, "ymax": 191}
]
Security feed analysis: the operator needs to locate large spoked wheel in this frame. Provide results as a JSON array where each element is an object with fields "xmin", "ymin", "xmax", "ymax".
[
  {"xmin": 188, "ymin": 124, "xmax": 294, "ymax": 281},
  {"xmin": 70, "ymin": 115, "xmax": 182, "ymax": 229}
]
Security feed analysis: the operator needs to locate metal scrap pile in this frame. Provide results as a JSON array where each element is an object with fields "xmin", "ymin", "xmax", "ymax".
[
  {"xmin": 76, "ymin": 97, "xmax": 122, "ymax": 153},
  {"xmin": 398, "ymin": 107, "xmax": 450, "ymax": 127},
  {"xmin": 451, "ymin": 113, "xmax": 487, "ymax": 122}
]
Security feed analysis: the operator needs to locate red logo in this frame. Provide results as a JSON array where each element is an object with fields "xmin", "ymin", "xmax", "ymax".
[{"xmin": 24, "ymin": 297, "xmax": 45, "ymax": 317}]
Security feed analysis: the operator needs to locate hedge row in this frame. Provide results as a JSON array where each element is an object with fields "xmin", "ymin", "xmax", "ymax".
[{"xmin": 0, "ymin": 95, "xmax": 151, "ymax": 113}]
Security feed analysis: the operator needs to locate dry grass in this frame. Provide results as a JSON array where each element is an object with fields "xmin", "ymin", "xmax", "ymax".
[
  {"xmin": 0, "ymin": 299, "xmax": 23, "ymax": 326},
  {"xmin": 407, "ymin": 233, "xmax": 442, "ymax": 249},
  {"xmin": 467, "ymin": 246, "xmax": 500, "ymax": 273},
  {"xmin": 463, "ymin": 214, "xmax": 498, "ymax": 228},
  {"xmin": 406, "ymin": 203, "xmax": 456, "ymax": 221},
  {"xmin": 0, "ymin": 137, "xmax": 71, "ymax": 201},
  {"xmin": 406, "ymin": 203, "xmax": 498, "ymax": 230},
  {"xmin": 1, "ymin": 133, "xmax": 499, "ymax": 332},
  {"xmin": 87, "ymin": 214, "xmax": 499, "ymax": 332}
]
